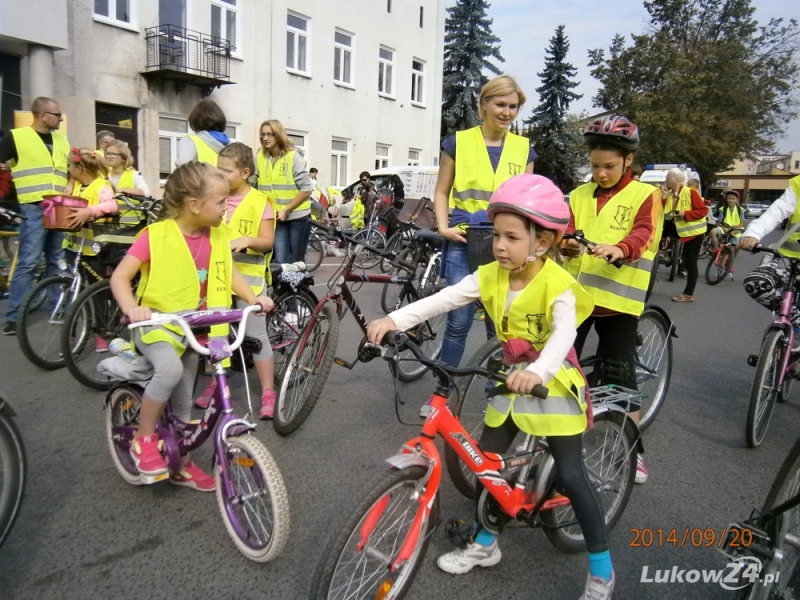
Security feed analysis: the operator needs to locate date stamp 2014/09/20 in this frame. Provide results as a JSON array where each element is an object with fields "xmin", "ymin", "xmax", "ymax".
[{"xmin": 630, "ymin": 527, "xmax": 754, "ymax": 549}]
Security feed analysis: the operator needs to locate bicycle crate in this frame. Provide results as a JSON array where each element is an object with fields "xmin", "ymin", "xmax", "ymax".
[
  {"xmin": 41, "ymin": 195, "xmax": 88, "ymax": 232},
  {"xmin": 466, "ymin": 223, "xmax": 495, "ymax": 272}
]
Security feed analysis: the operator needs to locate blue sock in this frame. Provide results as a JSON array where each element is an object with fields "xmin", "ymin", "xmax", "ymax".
[
  {"xmin": 474, "ymin": 527, "xmax": 496, "ymax": 547},
  {"xmin": 588, "ymin": 550, "xmax": 613, "ymax": 581}
]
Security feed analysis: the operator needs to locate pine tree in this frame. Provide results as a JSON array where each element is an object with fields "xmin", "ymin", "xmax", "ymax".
[
  {"xmin": 525, "ymin": 25, "xmax": 584, "ymax": 191},
  {"xmin": 440, "ymin": 0, "xmax": 504, "ymax": 139}
]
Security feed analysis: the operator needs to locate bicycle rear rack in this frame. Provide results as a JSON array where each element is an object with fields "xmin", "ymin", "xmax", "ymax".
[{"xmin": 590, "ymin": 384, "xmax": 642, "ymax": 412}]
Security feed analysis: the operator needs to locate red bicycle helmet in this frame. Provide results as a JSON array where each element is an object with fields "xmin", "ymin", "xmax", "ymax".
[{"xmin": 583, "ymin": 115, "xmax": 640, "ymax": 150}]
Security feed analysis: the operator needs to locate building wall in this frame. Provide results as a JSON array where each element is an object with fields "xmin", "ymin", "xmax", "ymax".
[{"xmin": 0, "ymin": 0, "xmax": 69, "ymax": 51}]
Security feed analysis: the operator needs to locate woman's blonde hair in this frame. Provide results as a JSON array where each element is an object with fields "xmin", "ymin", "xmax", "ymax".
[
  {"xmin": 161, "ymin": 161, "xmax": 227, "ymax": 219},
  {"xmin": 104, "ymin": 140, "xmax": 134, "ymax": 168},
  {"xmin": 70, "ymin": 147, "xmax": 108, "ymax": 179},
  {"xmin": 259, "ymin": 119, "xmax": 294, "ymax": 155},
  {"xmin": 478, "ymin": 74, "xmax": 527, "ymax": 120}
]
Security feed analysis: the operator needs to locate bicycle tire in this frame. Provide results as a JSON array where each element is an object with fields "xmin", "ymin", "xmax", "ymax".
[
  {"xmin": 105, "ymin": 385, "xmax": 144, "ymax": 486},
  {"xmin": 541, "ymin": 411, "xmax": 638, "ymax": 553},
  {"xmin": 268, "ymin": 289, "xmax": 318, "ymax": 384},
  {"xmin": 305, "ymin": 233, "xmax": 324, "ymax": 273},
  {"xmin": 0, "ymin": 409, "xmax": 26, "ymax": 549},
  {"xmin": 380, "ymin": 247, "xmax": 416, "ymax": 314},
  {"xmin": 645, "ymin": 254, "xmax": 659, "ymax": 303},
  {"xmin": 698, "ymin": 235, "xmax": 712, "ymax": 259},
  {"xmin": 636, "ymin": 308, "xmax": 673, "ymax": 432},
  {"xmin": 274, "ymin": 303, "xmax": 339, "ymax": 435},
  {"xmin": 350, "ymin": 228, "xmax": 386, "ymax": 270},
  {"xmin": 747, "ymin": 329, "xmax": 784, "ymax": 448},
  {"xmin": 380, "ymin": 230, "xmax": 406, "ymax": 273},
  {"xmin": 388, "ymin": 313, "xmax": 446, "ymax": 382},
  {"xmin": 310, "ymin": 465, "xmax": 438, "ymax": 600},
  {"xmin": 61, "ymin": 279, "xmax": 129, "ymax": 390},
  {"xmin": 16, "ymin": 275, "xmax": 74, "ymax": 370},
  {"xmin": 705, "ymin": 246, "xmax": 733, "ymax": 286},
  {"xmin": 668, "ymin": 240, "xmax": 681, "ymax": 282},
  {"xmin": 216, "ymin": 434, "xmax": 290, "ymax": 563}
]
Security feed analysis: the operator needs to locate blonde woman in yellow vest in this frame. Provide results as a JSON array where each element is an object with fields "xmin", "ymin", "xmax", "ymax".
[
  {"xmin": 369, "ymin": 175, "xmax": 617, "ymax": 597},
  {"xmin": 2, "ymin": 96, "xmax": 70, "ymax": 335},
  {"xmin": 104, "ymin": 140, "xmax": 150, "ymax": 226},
  {"xmin": 176, "ymin": 99, "xmax": 230, "ymax": 167},
  {"xmin": 561, "ymin": 116, "xmax": 658, "ymax": 485},
  {"xmin": 110, "ymin": 162, "xmax": 273, "ymax": 488},
  {"xmin": 256, "ymin": 119, "xmax": 314, "ymax": 263},
  {"xmin": 426, "ymin": 74, "xmax": 536, "ymax": 417}
]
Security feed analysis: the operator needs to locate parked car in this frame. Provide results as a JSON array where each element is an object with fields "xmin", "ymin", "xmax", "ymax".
[{"xmin": 743, "ymin": 203, "xmax": 768, "ymax": 219}]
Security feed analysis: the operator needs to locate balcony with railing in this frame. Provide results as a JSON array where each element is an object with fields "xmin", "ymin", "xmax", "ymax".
[{"xmin": 141, "ymin": 25, "xmax": 235, "ymax": 96}]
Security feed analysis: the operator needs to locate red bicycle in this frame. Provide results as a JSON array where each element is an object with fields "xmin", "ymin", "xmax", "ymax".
[
  {"xmin": 705, "ymin": 223, "xmax": 743, "ymax": 285},
  {"xmin": 310, "ymin": 332, "xmax": 638, "ymax": 600}
]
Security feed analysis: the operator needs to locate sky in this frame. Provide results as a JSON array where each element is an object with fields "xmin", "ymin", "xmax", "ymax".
[{"xmin": 452, "ymin": 0, "xmax": 800, "ymax": 154}]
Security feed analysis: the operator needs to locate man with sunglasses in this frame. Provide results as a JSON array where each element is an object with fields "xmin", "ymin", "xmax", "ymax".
[{"xmin": 0, "ymin": 96, "xmax": 69, "ymax": 335}]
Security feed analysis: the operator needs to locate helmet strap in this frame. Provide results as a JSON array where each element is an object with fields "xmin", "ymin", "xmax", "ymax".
[{"xmin": 510, "ymin": 222, "xmax": 546, "ymax": 273}]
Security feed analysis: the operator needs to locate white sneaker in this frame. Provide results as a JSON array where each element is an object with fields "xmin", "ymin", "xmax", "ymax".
[
  {"xmin": 580, "ymin": 570, "xmax": 614, "ymax": 600},
  {"xmin": 436, "ymin": 540, "xmax": 501, "ymax": 574},
  {"xmin": 635, "ymin": 455, "xmax": 648, "ymax": 484},
  {"xmin": 419, "ymin": 399, "xmax": 433, "ymax": 418}
]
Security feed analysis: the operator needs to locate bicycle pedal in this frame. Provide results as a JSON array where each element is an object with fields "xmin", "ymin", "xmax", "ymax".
[
  {"xmin": 334, "ymin": 356, "xmax": 355, "ymax": 370},
  {"xmin": 445, "ymin": 518, "xmax": 478, "ymax": 549},
  {"xmin": 747, "ymin": 354, "xmax": 759, "ymax": 367},
  {"xmin": 139, "ymin": 472, "xmax": 169, "ymax": 485}
]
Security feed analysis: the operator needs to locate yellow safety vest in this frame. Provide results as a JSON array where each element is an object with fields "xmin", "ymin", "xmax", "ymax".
[
  {"xmin": 452, "ymin": 126, "xmax": 529, "ymax": 213},
  {"xmin": 564, "ymin": 180, "xmax": 656, "ymax": 317},
  {"xmin": 350, "ymin": 198, "xmax": 365, "ymax": 229},
  {"xmin": 111, "ymin": 168, "xmax": 144, "ymax": 226},
  {"xmin": 478, "ymin": 259, "xmax": 594, "ymax": 436},
  {"xmin": 65, "ymin": 177, "xmax": 115, "ymax": 256},
  {"xmin": 225, "ymin": 187, "xmax": 275, "ymax": 293},
  {"xmin": 721, "ymin": 205, "xmax": 742, "ymax": 237},
  {"xmin": 779, "ymin": 176, "xmax": 800, "ymax": 257},
  {"xmin": 674, "ymin": 186, "xmax": 707, "ymax": 238},
  {"xmin": 256, "ymin": 150, "xmax": 310, "ymax": 212},
  {"xmin": 96, "ymin": 149, "xmax": 105, "ymax": 157},
  {"xmin": 187, "ymin": 134, "xmax": 219, "ymax": 166},
  {"xmin": 649, "ymin": 186, "xmax": 664, "ymax": 255},
  {"xmin": 136, "ymin": 219, "xmax": 232, "ymax": 354},
  {"xmin": 9, "ymin": 127, "xmax": 70, "ymax": 204}
]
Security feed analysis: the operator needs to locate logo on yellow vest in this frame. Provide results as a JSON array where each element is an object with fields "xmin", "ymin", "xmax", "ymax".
[
  {"xmin": 237, "ymin": 220, "xmax": 253, "ymax": 236},
  {"xmin": 526, "ymin": 314, "xmax": 549, "ymax": 343},
  {"xmin": 507, "ymin": 162, "xmax": 523, "ymax": 177},
  {"xmin": 215, "ymin": 261, "xmax": 227, "ymax": 288},
  {"xmin": 614, "ymin": 205, "xmax": 632, "ymax": 227}
]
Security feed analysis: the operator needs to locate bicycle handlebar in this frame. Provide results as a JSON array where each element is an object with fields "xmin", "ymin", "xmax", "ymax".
[
  {"xmin": 0, "ymin": 206, "xmax": 25, "ymax": 221},
  {"xmin": 381, "ymin": 331, "xmax": 549, "ymax": 399},
  {"xmin": 312, "ymin": 219, "xmax": 392, "ymax": 260},
  {"xmin": 114, "ymin": 193, "xmax": 160, "ymax": 215},
  {"xmin": 563, "ymin": 231, "xmax": 624, "ymax": 268},
  {"xmin": 127, "ymin": 304, "xmax": 263, "ymax": 357}
]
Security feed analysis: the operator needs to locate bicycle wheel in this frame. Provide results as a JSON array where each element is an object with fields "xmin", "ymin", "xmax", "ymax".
[
  {"xmin": 380, "ymin": 247, "xmax": 416, "ymax": 314},
  {"xmin": 0, "ymin": 408, "xmax": 26, "ymax": 549},
  {"xmin": 635, "ymin": 308, "xmax": 673, "ymax": 432},
  {"xmin": 698, "ymin": 235, "xmax": 712, "ymax": 259},
  {"xmin": 305, "ymin": 233, "xmax": 324, "ymax": 273},
  {"xmin": 310, "ymin": 465, "xmax": 438, "ymax": 600},
  {"xmin": 274, "ymin": 303, "xmax": 339, "ymax": 436},
  {"xmin": 747, "ymin": 329, "xmax": 784, "ymax": 448},
  {"xmin": 389, "ymin": 313, "xmax": 446, "ymax": 383},
  {"xmin": 62, "ymin": 279, "xmax": 129, "ymax": 390},
  {"xmin": 705, "ymin": 246, "xmax": 733, "ymax": 286},
  {"xmin": 380, "ymin": 231, "xmax": 406, "ymax": 273},
  {"xmin": 105, "ymin": 385, "xmax": 144, "ymax": 486},
  {"xmin": 267, "ymin": 289, "xmax": 318, "ymax": 384},
  {"xmin": 16, "ymin": 275, "xmax": 75, "ymax": 370},
  {"xmin": 216, "ymin": 434, "xmax": 290, "ymax": 563},
  {"xmin": 350, "ymin": 228, "xmax": 386, "ymax": 270},
  {"xmin": 668, "ymin": 240, "xmax": 681, "ymax": 282},
  {"xmin": 541, "ymin": 411, "xmax": 637, "ymax": 553}
]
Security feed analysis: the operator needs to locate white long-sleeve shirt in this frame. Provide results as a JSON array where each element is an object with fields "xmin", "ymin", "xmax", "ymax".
[
  {"xmin": 389, "ymin": 272, "xmax": 577, "ymax": 386},
  {"xmin": 743, "ymin": 184, "xmax": 798, "ymax": 241}
]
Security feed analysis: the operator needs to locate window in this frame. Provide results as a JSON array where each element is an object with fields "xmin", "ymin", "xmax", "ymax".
[
  {"xmin": 287, "ymin": 131, "xmax": 308, "ymax": 166},
  {"xmin": 158, "ymin": 116, "xmax": 188, "ymax": 181},
  {"xmin": 411, "ymin": 59, "xmax": 425, "ymax": 105},
  {"xmin": 331, "ymin": 138, "xmax": 349, "ymax": 187},
  {"xmin": 795, "ymin": 160, "xmax": 799, "ymax": 170},
  {"xmin": 408, "ymin": 148, "xmax": 421, "ymax": 167},
  {"xmin": 224, "ymin": 124, "xmax": 238, "ymax": 141},
  {"xmin": 94, "ymin": 0, "xmax": 130, "ymax": 24},
  {"xmin": 211, "ymin": 0, "xmax": 237, "ymax": 52},
  {"xmin": 287, "ymin": 12, "xmax": 310, "ymax": 74},
  {"xmin": 334, "ymin": 29, "xmax": 354, "ymax": 86},
  {"xmin": 378, "ymin": 47, "xmax": 394, "ymax": 96},
  {"xmin": 375, "ymin": 144, "xmax": 390, "ymax": 170},
  {"xmin": 419, "ymin": 6, "xmax": 424, "ymax": 27}
]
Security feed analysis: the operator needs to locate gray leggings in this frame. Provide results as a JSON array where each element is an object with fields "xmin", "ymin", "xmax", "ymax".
[
  {"xmin": 236, "ymin": 297, "xmax": 273, "ymax": 361},
  {"xmin": 134, "ymin": 334, "xmax": 198, "ymax": 424}
]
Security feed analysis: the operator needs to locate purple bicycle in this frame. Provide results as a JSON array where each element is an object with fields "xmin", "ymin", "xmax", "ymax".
[
  {"xmin": 105, "ymin": 305, "xmax": 290, "ymax": 562},
  {"xmin": 746, "ymin": 246, "xmax": 800, "ymax": 448}
]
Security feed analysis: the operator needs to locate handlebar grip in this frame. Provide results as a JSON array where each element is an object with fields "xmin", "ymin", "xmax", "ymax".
[
  {"xmin": 610, "ymin": 257, "xmax": 624, "ymax": 269},
  {"xmin": 489, "ymin": 383, "xmax": 549, "ymax": 400}
]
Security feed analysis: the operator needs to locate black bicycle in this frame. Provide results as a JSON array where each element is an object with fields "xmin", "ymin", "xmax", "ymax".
[{"xmin": 0, "ymin": 390, "xmax": 26, "ymax": 550}]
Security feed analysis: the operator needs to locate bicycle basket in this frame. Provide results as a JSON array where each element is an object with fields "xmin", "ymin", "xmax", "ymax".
[{"xmin": 466, "ymin": 224, "xmax": 495, "ymax": 272}]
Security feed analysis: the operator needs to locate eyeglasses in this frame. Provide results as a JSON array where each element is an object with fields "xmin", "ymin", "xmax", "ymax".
[
  {"xmin": 259, "ymin": 133, "xmax": 275, "ymax": 139},
  {"xmin": 42, "ymin": 112, "xmax": 63, "ymax": 118},
  {"xmin": 104, "ymin": 152, "xmax": 121, "ymax": 158}
]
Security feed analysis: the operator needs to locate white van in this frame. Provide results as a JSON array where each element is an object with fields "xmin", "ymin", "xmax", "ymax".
[{"xmin": 640, "ymin": 163, "xmax": 701, "ymax": 190}]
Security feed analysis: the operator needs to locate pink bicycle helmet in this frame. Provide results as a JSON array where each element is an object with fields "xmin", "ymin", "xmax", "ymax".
[{"xmin": 487, "ymin": 174, "xmax": 570, "ymax": 241}]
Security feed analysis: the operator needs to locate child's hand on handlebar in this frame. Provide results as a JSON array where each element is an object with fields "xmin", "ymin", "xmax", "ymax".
[
  {"xmin": 124, "ymin": 306, "xmax": 152, "ymax": 323},
  {"xmin": 253, "ymin": 296, "xmax": 274, "ymax": 315},
  {"xmin": 505, "ymin": 370, "xmax": 544, "ymax": 395},
  {"xmin": 560, "ymin": 238, "xmax": 584, "ymax": 258},
  {"xmin": 591, "ymin": 243, "xmax": 625, "ymax": 263},
  {"xmin": 367, "ymin": 317, "xmax": 398, "ymax": 345},
  {"xmin": 738, "ymin": 236, "xmax": 759, "ymax": 250}
]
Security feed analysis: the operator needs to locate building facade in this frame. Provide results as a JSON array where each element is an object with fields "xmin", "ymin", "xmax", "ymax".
[{"xmin": 1, "ymin": 0, "xmax": 446, "ymax": 193}]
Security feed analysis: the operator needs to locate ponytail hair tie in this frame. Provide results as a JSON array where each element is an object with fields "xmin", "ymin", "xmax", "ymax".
[{"xmin": 70, "ymin": 147, "xmax": 82, "ymax": 163}]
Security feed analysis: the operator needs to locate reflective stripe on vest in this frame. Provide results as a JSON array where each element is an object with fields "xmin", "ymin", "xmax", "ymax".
[
  {"xmin": 226, "ymin": 188, "xmax": 273, "ymax": 293},
  {"xmin": 10, "ymin": 127, "xmax": 70, "ymax": 203},
  {"xmin": 477, "ymin": 260, "xmax": 593, "ymax": 437},
  {"xmin": 779, "ymin": 176, "xmax": 800, "ymax": 257},
  {"xmin": 675, "ymin": 186, "xmax": 707, "ymax": 238},
  {"xmin": 65, "ymin": 178, "xmax": 115, "ymax": 256},
  {"xmin": 564, "ymin": 180, "xmax": 655, "ymax": 317},
  {"xmin": 136, "ymin": 219, "xmax": 232, "ymax": 354},
  {"xmin": 188, "ymin": 135, "xmax": 219, "ymax": 166},
  {"xmin": 452, "ymin": 126, "xmax": 529, "ymax": 214},
  {"xmin": 256, "ymin": 150, "xmax": 310, "ymax": 211}
]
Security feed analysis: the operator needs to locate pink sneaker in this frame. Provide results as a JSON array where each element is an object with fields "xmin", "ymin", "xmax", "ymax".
[
  {"xmin": 95, "ymin": 337, "xmax": 109, "ymax": 353},
  {"xmin": 636, "ymin": 455, "xmax": 648, "ymax": 484},
  {"xmin": 130, "ymin": 434, "xmax": 168, "ymax": 476},
  {"xmin": 169, "ymin": 461, "xmax": 215, "ymax": 492},
  {"xmin": 194, "ymin": 379, "xmax": 217, "ymax": 409},
  {"xmin": 259, "ymin": 389, "xmax": 276, "ymax": 419}
]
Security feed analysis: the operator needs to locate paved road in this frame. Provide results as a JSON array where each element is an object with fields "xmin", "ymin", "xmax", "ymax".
[{"xmin": 2, "ymin": 244, "xmax": 800, "ymax": 600}]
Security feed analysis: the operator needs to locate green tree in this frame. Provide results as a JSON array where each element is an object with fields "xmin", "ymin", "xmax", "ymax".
[
  {"xmin": 525, "ymin": 25, "xmax": 584, "ymax": 191},
  {"xmin": 588, "ymin": 0, "xmax": 800, "ymax": 182},
  {"xmin": 440, "ymin": 0, "xmax": 504, "ymax": 138}
]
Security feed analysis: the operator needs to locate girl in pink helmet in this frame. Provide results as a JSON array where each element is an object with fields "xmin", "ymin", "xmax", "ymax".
[{"xmin": 369, "ymin": 174, "xmax": 616, "ymax": 599}]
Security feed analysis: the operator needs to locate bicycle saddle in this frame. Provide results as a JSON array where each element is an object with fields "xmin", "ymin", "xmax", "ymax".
[{"xmin": 413, "ymin": 229, "xmax": 444, "ymax": 249}]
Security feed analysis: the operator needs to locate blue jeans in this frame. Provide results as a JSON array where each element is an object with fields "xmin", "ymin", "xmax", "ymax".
[
  {"xmin": 5, "ymin": 203, "xmax": 65, "ymax": 322},
  {"xmin": 273, "ymin": 216, "xmax": 311, "ymax": 264},
  {"xmin": 439, "ymin": 243, "xmax": 495, "ymax": 386}
]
